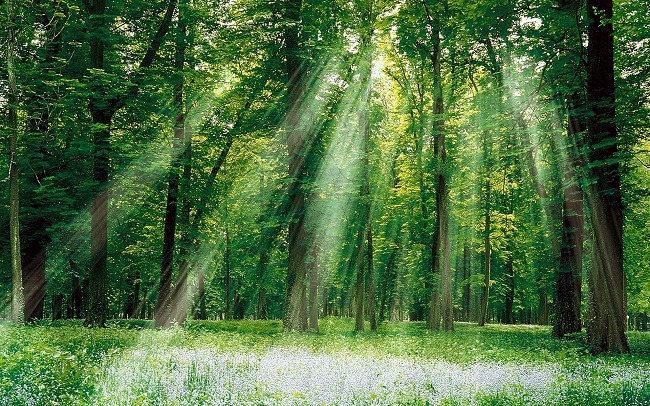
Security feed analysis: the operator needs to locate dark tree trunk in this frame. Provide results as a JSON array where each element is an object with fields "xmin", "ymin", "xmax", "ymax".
[
  {"xmin": 155, "ymin": 119, "xmax": 183, "ymax": 327},
  {"xmin": 504, "ymin": 252, "xmax": 515, "ymax": 324},
  {"xmin": 85, "ymin": 0, "xmax": 110, "ymax": 328},
  {"xmin": 432, "ymin": 31, "xmax": 453, "ymax": 332},
  {"xmin": 52, "ymin": 294, "xmax": 63, "ymax": 320},
  {"xmin": 257, "ymin": 287, "xmax": 267, "ymax": 320},
  {"xmin": 462, "ymin": 243, "xmax": 471, "ymax": 322},
  {"xmin": 283, "ymin": 0, "xmax": 309, "ymax": 332},
  {"xmin": 379, "ymin": 247, "xmax": 396, "ymax": 323},
  {"xmin": 479, "ymin": 179, "xmax": 491, "ymax": 327},
  {"xmin": 256, "ymin": 243, "xmax": 271, "ymax": 320},
  {"xmin": 171, "ymin": 0, "xmax": 189, "ymax": 327},
  {"xmin": 585, "ymin": 0, "xmax": 629, "ymax": 354},
  {"xmin": 123, "ymin": 270, "xmax": 140, "ymax": 319},
  {"xmin": 22, "ymin": 232, "xmax": 47, "ymax": 321},
  {"xmin": 553, "ymin": 99, "xmax": 584, "ymax": 337},
  {"xmin": 224, "ymin": 222, "xmax": 231, "ymax": 320},
  {"xmin": 84, "ymin": 0, "xmax": 176, "ymax": 328}
]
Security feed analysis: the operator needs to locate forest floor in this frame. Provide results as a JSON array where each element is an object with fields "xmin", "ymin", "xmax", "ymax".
[{"xmin": 0, "ymin": 318, "xmax": 649, "ymax": 405}]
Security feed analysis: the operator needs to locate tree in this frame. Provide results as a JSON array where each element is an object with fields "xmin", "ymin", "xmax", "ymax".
[
  {"xmin": 84, "ymin": 0, "xmax": 177, "ymax": 327},
  {"xmin": 155, "ymin": 0, "xmax": 188, "ymax": 328},
  {"xmin": 5, "ymin": 0, "xmax": 23, "ymax": 324},
  {"xmin": 585, "ymin": 0, "xmax": 629, "ymax": 354},
  {"xmin": 283, "ymin": 0, "xmax": 309, "ymax": 332}
]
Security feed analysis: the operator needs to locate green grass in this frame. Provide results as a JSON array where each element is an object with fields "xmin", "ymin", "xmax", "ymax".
[{"xmin": 0, "ymin": 318, "xmax": 648, "ymax": 405}]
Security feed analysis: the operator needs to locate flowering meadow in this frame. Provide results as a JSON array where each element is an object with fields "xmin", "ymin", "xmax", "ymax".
[{"xmin": 0, "ymin": 319, "xmax": 649, "ymax": 405}]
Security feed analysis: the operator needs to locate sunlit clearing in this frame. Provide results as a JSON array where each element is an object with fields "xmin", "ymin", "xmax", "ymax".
[{"xmin": 91, "ymin": 345, "xmax": 560, "ymax": 405}]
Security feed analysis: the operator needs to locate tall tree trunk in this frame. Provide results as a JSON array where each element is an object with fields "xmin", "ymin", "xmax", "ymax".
[
  {"xmin": 257, "ymin": 287, "xmax": 267, "ymax": 320},
  {"xmin": 430, "ymin": 25, "xmax": 453, "ymax": 332},
  {"xmin": 6, "ymin": 0, "xmax": 23, "ymax": 324},
  {"xmin": 124, "ymin": 271, "xmax": 140, "ymax": 318},
  {"xmin": 84, "ymin": 0, "xmax": 111, "ymax": 328},
  {"xmin": 462, "ymin": 243, "xmax": 471, "ymax": 322},
  {"xmin": 585, "ymin": 0, "xmax": 629, "ymax": 354},
  {"xmin": 84, "ymin": 0, "xmax": 176, "ymax": 327},
  {"xmin": 356, "ymin": 22, "xmax": 374, "ymax": 331},
  {"xmin": 354, "ymin": 225, "xmax": 365, "ymax": 332},
  {"xmin": 71, "ymin": 268, "xmax": 83, "ymax": 319},
  {"xmin": 479, "ymin": 178, "xmax": 491, "ymax": 327},
  {"xmin": 367, "ymin": 220, "xmax": 376, "ymax": 331},
  {"xmin": 504, "ymin": 246, "xmax": 515, "ymax": 324},
  {"xmin": 551, "ymin": 0, "xmax": 586, "ymax": 337},
  {"xmin": 155, "ymin": 112, "xmax": 184, "ymax": 328},
  {"xmin": 224, "ymin": 219, "xmax": 231, "ymax": 319},
  {"xmin": 554, "ymin": 94, "xmax": 585, "ymax": 337},
  {"xmin": 283, "ymin": 0, "xmax": 309, "ymax": 332},
  {"xmin": 172, "ymin": 2, "xmax": 190, "ymax": 327},
  {"xmin": 308, "ymin": 255, "xmax": 319, "ymax": 331}
]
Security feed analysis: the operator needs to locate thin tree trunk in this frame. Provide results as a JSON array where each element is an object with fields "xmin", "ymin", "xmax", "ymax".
[
  {"xmin": 462, "ymin": 243, "xmax": 471, "ymax": 322},
  {"xmin": 70, "ymin": 263, "xmax": 83, "ymax": 319},
  {"xmin": 155, "ymin": 113, "xmax": 184, "ymax": 328},
  {"xmin": 171, "ymin": 3, "xmax": 189, "ymax": 326},
  {"xmin": 196, "ymin": 272, "xmax": 206, "ymax": 320},
  {"xmin": 308, "ymin": 266, "xmax": 319, "ymax": 331},
  {"xmin": 379, "ymin": 246, "xmax": 397, "ymax": 323},
  {"xmin": 504, "ymin": 246, "xmax": 515, "ymax": 324},
  {"xmin": 367, "ymin": 219, "xmax": 376, "ymax": 331},
  {"xmin": 224, "ymin": 219, "xmax": 231, "ymax": 320},
  {"xmin": 354, "ymin": 226, "xmax": 365, "ymax": 332},
  {"xmin": 8, "ymin": 11, "xmax": 23, "ymax": 317},
  {"xmin": 321, "ymin": 287, "xmax": 329, "ymax": 317},
  {"xmin": 479, "ymin": 178, "xmax": 491, "ymax": 327}
]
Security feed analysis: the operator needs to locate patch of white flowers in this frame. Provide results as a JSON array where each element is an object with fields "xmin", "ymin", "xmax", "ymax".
[{"xmin": 94, "ymin": 346, "xmax": 564, "ymax": 405}]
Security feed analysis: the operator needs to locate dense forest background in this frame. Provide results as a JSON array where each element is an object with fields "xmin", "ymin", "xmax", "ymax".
[{"xmin": 1, "ymin": 0, "xmax": 648, "ymax": 354}]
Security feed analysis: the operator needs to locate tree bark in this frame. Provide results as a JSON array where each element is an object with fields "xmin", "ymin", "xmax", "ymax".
[
  {"xmin": 504, "ymin": 247, "xmax": 515, "ymax": 324},
  {"xmin": 462, "ymin": 243, "xmax": 471, "ymax": 322},
  {"xmin": 479, "ymin": 177, "xmax": 491, "ymax": 327},
  {"xmin": 554, "ymin": 94, "xmax": 585, "ymax": 337},
  {"xmin": 171, "ymin": 1, "xmax": 190, "ymax": 327},
  {"xmin": 6, "ymin": 0, "xmax": 23, "ymax": 324},
  {"xmin": 354, "ymin": 225, "xmax": 365, "ymax": 332},
  {"xmin": 155, "ymin": 112, "xmax": 184, "ymax": 327},
  {"xmin": 283, "ymin": 0, "xmax": 309, "ymax": 332},
  {"xmin": 585, "ymin": 0, "xmax": 629, "ymax": 354},
  {"xmin": 224, "ymin": 219, "xmax": 231, "ymax": 319}
]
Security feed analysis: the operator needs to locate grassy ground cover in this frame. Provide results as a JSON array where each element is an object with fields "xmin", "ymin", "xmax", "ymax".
[{"xmin": 0, "ymin": 318, "xmax": 648, "ymax": 405}]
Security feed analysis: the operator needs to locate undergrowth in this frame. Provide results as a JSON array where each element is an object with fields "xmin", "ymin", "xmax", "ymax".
[{"xmin": 0, "ymin": 318, "xmax": 648, "ymax": 405}]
